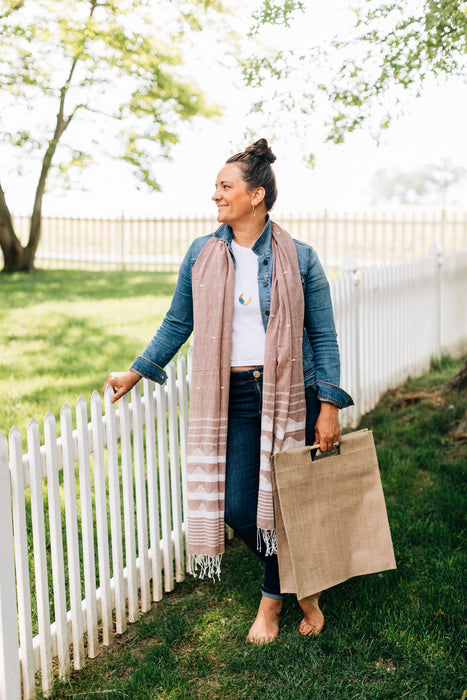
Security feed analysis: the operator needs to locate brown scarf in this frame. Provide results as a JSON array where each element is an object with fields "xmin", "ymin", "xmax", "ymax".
[{"xmin": 187, "ymin": 222, "xmax": 305, "ymax": 578}]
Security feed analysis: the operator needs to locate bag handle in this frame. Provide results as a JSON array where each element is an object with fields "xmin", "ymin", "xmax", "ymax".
[
  {"xmin": 310, "ymin": 430, "xmax": 370, "ymax": 456},
  {"xmin": 310, "ymin": 442, "xmax": 341, "ymax": 456}
]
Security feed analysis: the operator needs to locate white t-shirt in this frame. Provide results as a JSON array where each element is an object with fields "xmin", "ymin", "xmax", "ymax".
[{"xmin": 230, "ymin": 240, "xmax": 266, "ymax": 367}]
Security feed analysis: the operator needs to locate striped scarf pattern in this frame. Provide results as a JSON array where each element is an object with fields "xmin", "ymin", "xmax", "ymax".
[{"xmin": 187, "ymin": 223, "xmax": 306, "ymax": 578}]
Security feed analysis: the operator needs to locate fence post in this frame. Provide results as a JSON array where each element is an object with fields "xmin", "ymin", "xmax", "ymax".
[
  {"xmin": 429, "ymin": 242, "xmax": 443, "ymax": 362},
  {"xmin": 120, "ymin": 210, "xmax": 126, "ymax": 270},
  {"xmin": 0, "ymin": 432, "xmax": 21, "ymax": 700},
  {"xmin": 341, "ymin": 255, "xmax": 361, "ymax": 425},
  {"xmin": 440, "ymin": 208, "xmax": 447, "ymax": 251},
  {"xmin": 323, "ymin": 209, "xmax": 329, "ymax": 266}
]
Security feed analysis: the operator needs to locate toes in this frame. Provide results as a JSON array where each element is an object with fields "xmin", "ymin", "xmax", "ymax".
[
  {"xmin": 299, "ymin": 617, "xmax": 324, "ymax": 636},
  {"xmin": 247, "ymin": 635, "xmax": 275, "ymax": 645}
]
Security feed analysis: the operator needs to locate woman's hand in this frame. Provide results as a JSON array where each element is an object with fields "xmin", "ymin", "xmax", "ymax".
[
  {"xmin": 314, "ymin": 401, "xmax": 341, "ymax": 452},
  {"xmin": 102, "ymin": 370, "xmax": 141, "ymax": 403}
]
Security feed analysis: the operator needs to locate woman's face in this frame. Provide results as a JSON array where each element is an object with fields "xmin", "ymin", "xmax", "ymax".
[{"xmin": 212, "ymin": 163, "xmax": 255, "ymax": 226}]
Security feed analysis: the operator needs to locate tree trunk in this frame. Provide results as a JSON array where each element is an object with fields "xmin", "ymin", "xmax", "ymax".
[
  {"xmin": 0, "ymin": 132, "xmax": 59, "ymax": 272},
  {"xmin": 0, "ymin": 183, "xmax": 32, "ymax": 272},
  {"xmin": 21, "ymin": 104, "xmax": 72, "ymax": 271}
]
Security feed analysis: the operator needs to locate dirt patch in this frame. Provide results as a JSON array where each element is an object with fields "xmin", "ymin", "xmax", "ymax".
[
  {"xmin": 443, "ymin": 360, "xmax": 467, "ymax": 395},
  {"xmin": 451, "ymin": 410, "xmax": 467, "ymax": 440},
  {"xmin": 384, "ymin": 388, "xmax": 445, "ymax": 410},
  {"xmin": 373, "ymin": 658, "xmax": 397, "ymax": 673}
]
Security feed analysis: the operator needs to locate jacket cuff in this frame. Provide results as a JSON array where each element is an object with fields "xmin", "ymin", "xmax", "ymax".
[
  {"xmin": 130, "ymin": 356, "xmax": 168, "ymax": 385},
  {"xmin": 314, "ymin": 381, "xmax": 354, "ymax": 409}
]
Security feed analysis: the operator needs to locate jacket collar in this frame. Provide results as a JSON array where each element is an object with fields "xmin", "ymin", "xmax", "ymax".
[{"xmin": 214, "ymin": 216, "xmax": 273, "ymax": 256}]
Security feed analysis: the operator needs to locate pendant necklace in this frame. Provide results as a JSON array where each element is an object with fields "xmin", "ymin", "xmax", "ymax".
[
  {"xmin": 234, "ymin": 245, "xmax": 253, "ymax": 306},
  {"xmin": 237, "ymin": 266, "xmax": 252, "ymax": 305}
]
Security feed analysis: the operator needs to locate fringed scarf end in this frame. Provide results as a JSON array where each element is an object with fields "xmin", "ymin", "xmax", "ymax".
[
  {"xmin": 257, "ymin": 528, "xmax": 278, "ymax": 556},
  {"xmin": 189, "ymin": 553, "xmax": 222, "ymax": 580}
]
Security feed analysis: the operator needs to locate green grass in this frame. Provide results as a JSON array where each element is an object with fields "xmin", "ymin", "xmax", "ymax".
[
  {"xmin": 2, "ymin": 271, "xmax": 465, "ymax": 699},
  {"xmin": 0, "ymin": 269, "xmax": 179, "ymax": 445},
  {"xmin": 1, "ymin": 269, "xmax": 183, "ymax": 635},
  {"xmin": 41, "ymin": 356, "xmax": 465, "ymax": 700}
]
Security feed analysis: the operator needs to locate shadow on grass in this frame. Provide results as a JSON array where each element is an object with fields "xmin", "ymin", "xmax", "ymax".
[
  {"xmin": 0, "ymin": 268, "xmax": 183, "ymax": 440},
  {"xmin": 0, "ymin": 269, "xmax": 178, "ymax": 308}
]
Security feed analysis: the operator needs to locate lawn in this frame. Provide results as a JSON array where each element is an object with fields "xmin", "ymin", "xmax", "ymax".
[
  {"xmin": 0, "ymin": 269, "xmax": 179, "ymax": 445},
  {"xmin": 1, "ymin": 270, "xmax": 465, "ymax": 699},
  {"xmin": 43, "ymin": 358, "xmax": 465, "ymax": 700}
]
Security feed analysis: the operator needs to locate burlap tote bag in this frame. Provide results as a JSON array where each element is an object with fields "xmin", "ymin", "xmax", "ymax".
[{"xmin": 272, "ymin": 429, "xmax": 396, "ymax": 600}]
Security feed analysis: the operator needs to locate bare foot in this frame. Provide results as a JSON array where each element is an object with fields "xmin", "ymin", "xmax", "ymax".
[
  {"xmin": 298, "ymin": 592, "xmax": 325, "ymax": 636},
  {"xmin": 247, "ymin": 595, "xmax": 283, "ymax": 644}
]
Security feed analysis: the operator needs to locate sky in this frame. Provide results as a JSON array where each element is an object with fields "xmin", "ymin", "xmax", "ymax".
[{"xmin": 5, "ymin": 0, "xmax": 467, "ymax": 218}]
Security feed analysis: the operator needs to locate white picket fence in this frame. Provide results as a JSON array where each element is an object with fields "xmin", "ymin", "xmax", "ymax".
[
  {"xmin": 1, "ymin": 246, "xmax": 467, "ymax": 699},
  {"xmin": 8, "ymin": 209, "xmax": 467, "ymax": 271},
  {"xmin": 335, "ymin": 245, "xmax": 467, "ymax": 422}
]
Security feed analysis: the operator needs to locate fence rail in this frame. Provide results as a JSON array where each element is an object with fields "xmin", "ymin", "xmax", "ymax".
[
  {"xmin": 8, "ymin": 210, "xmax": 467, "ymax": 271},
  {"xmin": 1, "ymin": 247, "xmax": 467, "ymax": 699}
]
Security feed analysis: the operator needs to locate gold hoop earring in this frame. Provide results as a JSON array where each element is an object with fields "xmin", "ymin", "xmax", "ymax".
[{"xmin": 252, "ymin": 205, "xmax": 256, "ymax": 216}]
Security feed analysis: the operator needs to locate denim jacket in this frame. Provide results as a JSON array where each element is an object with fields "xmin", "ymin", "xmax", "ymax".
[{"xmin": 130, "ymin": 219, "xmax": 353, "ymax": 409}]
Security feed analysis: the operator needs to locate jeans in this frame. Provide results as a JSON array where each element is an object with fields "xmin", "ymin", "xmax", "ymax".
[{"xmin": 225, "ymin": 367, "xmax": 321, "ymax": 599}]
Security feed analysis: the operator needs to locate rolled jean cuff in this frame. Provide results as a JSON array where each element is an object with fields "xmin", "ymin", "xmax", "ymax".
[{"xmin": 261, "ymin": 587, "xmax": 286, "ymax": 601}]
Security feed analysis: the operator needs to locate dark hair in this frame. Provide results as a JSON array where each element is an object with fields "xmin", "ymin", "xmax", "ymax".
[{"xmin": 226, "ymin": 138, "xmax": 277, "ymax": 211}]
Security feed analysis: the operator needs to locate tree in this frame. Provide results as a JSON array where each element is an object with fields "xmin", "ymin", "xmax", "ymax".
[
  {"xmin": 427, "ymin": 158, "xmax": 467, "ymax": 203},
  {"xmin": 371, "ymin": 159, "xmax": 467, "ymax": 205},
  {"xmin": 242, "ymin": 0, "xmax": 467, "ymax": 158},
  {"xmin": 371, "ymin": 168, "xmax": 432, "ymax": 206},
  {"xmin": 0, "ymin": 0, "xmax": 224, "ymax": 272}
]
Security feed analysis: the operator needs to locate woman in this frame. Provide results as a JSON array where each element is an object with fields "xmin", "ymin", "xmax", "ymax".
[{"xmin": 103, "ymin": 139, "xmax": 353, "ymax": 644}]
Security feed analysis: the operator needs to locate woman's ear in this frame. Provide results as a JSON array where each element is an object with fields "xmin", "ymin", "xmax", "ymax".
[{"xmin": 251, "ymin": 187, "xmax": 266, "ymax": 207}]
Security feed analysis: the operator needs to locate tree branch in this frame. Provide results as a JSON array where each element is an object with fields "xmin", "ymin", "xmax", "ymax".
[{"xmin": 0, "ymin": 0, "xmax": 25, "ymax": 19}]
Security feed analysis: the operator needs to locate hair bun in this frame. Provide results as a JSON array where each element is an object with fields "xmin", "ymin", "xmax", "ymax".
[
  {"xmin": 245, "ymin": 138, "xmax": 276, "ymax": 165},
  {"xmin": 225, "ymin": 138, "xmax": 278, "ymax": 210}
]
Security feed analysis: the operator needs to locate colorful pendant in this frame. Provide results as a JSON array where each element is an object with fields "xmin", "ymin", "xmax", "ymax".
[{"xmin": 238, "ymin": 293, "xmax": 252, "ymax": 306}]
